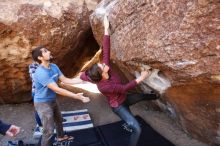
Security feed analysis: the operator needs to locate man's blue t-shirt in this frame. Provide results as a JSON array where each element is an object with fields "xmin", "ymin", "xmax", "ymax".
[{"xmin": 33, "ymin": 63, "xmax": 63, "ymax": 102}]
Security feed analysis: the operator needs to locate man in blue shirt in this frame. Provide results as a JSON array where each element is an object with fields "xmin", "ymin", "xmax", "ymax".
[{"xmin": 32, "ymin": 46, "xmax": 90, "ymax": 146}]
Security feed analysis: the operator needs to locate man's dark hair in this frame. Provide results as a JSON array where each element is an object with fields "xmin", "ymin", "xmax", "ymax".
[
  {"xmin": 88, "ymin": 64, "xmax": 103, "ymax": 82},
  {"xmin": 31, "ymin": 45, "xmax": 45, "ymax": 63}
]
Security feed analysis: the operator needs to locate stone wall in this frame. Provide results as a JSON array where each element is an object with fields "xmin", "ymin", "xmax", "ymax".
[
  {"xmin": 0, "ymin": 0, "xmax": 99, "ymax": 103},
  {"xmin": 90, "ymin": 0, "xmax": 220, "ymax": 145}
]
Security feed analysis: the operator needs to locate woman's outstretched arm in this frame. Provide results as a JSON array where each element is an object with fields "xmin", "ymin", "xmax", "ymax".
[{"xmin": 102, "ymin": 14, "xmax": 110, "ymax": 66}]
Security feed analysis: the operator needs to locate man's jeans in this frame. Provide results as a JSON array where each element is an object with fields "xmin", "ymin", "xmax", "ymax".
[
  {"xmin": 32, "ymin": 93, "xmax": 42, "ymax": 127},
  {"xmin": 34, "ymin": 100, "xmax": 64, "ymax": 146},
  {"xmin": 112, "ymin": 93, "xmax": 158, "ymax": 146}
]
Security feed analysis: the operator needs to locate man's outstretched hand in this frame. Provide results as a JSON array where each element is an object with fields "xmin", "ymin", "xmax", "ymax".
[
  {"xmin": 6, "ymin": 125, "xmax": 20, "ymax": 137},
  {"xmin": 76, "ymin": 93, "xmax": 90, "ymax": 103}
]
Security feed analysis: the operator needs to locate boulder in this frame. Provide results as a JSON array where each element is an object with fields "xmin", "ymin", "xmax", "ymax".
[
  {"xmin": 90, "ymin": 0, "xmax": 220, "ymax": 145},
  {"xmin": 0, "ymin": 0, "xmax": 100, "ymax": 103}
]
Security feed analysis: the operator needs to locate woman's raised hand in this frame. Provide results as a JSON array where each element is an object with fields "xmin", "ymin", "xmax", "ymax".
[{"xmin": 104, "ymin": 14, "xmax": 110, "ymax": 34}]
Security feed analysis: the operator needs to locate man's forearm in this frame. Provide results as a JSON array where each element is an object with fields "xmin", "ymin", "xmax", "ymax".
[
  {"xmin": 61, "ymin": 77, "xmax": 83, "ymax": 85},
  {"xmin": 47, "ymin": 82, "xmax": 84, "ymax": 101},
  {"xmin": 56, "ymin": 87, "xmax": 82, "ymax": 100}
]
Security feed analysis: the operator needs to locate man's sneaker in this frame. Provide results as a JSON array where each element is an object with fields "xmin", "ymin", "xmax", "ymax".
[
  {"xmin": 33, "ymin": 126, "xmax": 43, "ymax": 139},
  {"xmin": 53, "ymin": 136, "xmax": 74, "ymax": 146}
]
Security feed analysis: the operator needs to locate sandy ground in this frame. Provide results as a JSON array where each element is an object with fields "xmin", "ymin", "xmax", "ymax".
[{"xmin": 0, "ymin": 90, "xmax": 209, "ymax": 146}]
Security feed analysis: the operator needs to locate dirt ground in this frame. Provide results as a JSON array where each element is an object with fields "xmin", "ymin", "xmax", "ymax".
[{"xmin": 0, "ymin": 90, "xmax": 209, "ymax": 146}]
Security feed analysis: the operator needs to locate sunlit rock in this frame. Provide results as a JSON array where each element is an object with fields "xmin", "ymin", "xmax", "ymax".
[
  {"xmin": 0, "ymin": 0, "xmax": 100, "ymax": 103},
  {"xmin": 90, "ymin": 0, "xmax": 220, "ymax": 145}
]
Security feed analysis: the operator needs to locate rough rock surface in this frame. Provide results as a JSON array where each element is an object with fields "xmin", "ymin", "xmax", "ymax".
[
  {"xmin": 0, "ymin": 0, "xmax": 99, "ymax": 103},
  {"xmin": 90, "ymin": 0, "xmax": 220, "ymax": 145}
]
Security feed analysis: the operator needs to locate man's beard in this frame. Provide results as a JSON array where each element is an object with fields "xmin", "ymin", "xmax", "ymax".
[{"xmin": 49, "ymin": 55, "xmax": 53, "ymax": 62}]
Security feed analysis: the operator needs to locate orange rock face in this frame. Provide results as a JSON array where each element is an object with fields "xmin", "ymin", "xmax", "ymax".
[
  {"xmin": 90, "ymin": 0, "xmax": 220, "ymax": 145},
  {"xmin": 0, "ymin": 0, "xmax": 99, "ymax": 103},
  {"xmin": 165, "ymin": 79, "xmax": 220, "ymax": 146}
]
